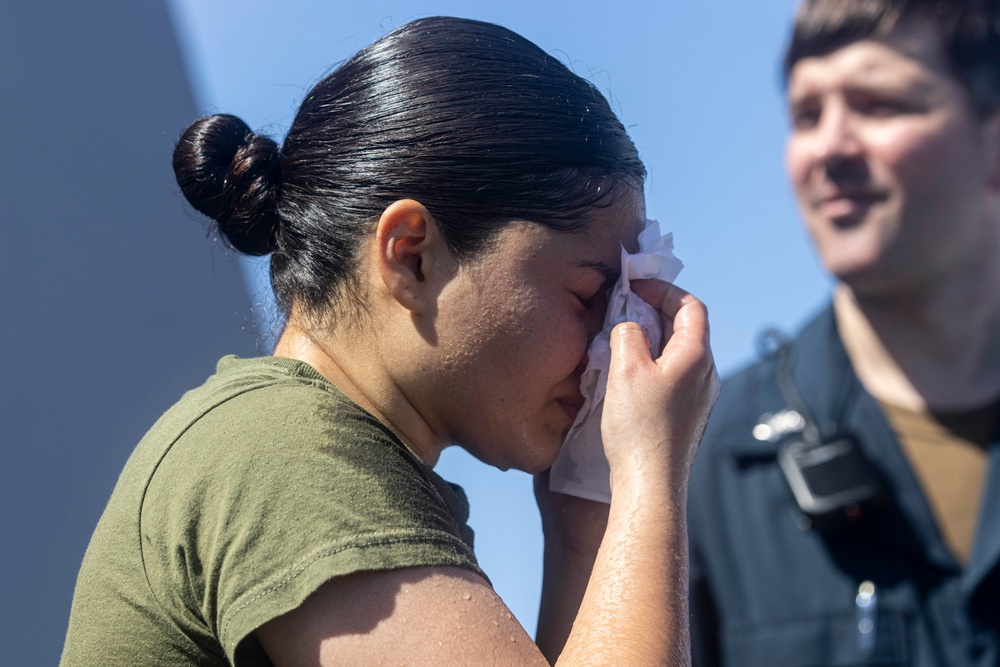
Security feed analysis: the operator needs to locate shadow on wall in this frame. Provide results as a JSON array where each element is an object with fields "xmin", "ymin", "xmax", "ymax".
[{"xmin": 0, "ymin": 1, "xmax": 259, "ymax": 664}]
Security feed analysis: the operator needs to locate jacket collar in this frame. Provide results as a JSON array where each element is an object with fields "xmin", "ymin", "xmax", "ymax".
[
  {"xmin": 732, "ymin": 306, "xmax": 1000, "ymax": 585},
  {"xmin": 967, "ymin": 440, "xmax": 1000, "ymax": 599},
  {"xmin": 803, "ymin": 307, "xmax": 1000, "ymax": 597},
  {"xmin": 793, "ymin": 309, "xmax": 962, "ymax": 570},
  {"xmin": 724, "ymin": 306, "xmax": 857, "ymax": 460}
]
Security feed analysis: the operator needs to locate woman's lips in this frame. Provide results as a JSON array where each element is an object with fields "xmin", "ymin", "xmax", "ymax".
[{"xmin": 557, "ymin": 396, "xmax": 585, "ymax": 424}]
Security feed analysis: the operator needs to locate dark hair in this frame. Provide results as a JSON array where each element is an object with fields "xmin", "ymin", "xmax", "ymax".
[
  {"xmin": 173, "ymin": 16, "xmax": 645, "ymax": 320},
  {"xmin": 783, "ymin": 0, "xmax": 1000, "ymax": 116}
]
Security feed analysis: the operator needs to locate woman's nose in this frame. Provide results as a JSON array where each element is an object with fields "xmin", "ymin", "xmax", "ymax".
[{"xmin": 586, "ymin": 291, "xmax": 609, "ymax": 339}]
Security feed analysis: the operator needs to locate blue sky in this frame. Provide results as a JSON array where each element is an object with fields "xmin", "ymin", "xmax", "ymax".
[{"xmin": 166, "ymin": 0, "xmax": 826, "ymax": 633}]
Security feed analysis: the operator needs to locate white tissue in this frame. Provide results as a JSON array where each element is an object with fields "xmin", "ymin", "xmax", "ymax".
[{"xmin": 548, "ymin": 219, "xmax": 683, "ymax": 503}]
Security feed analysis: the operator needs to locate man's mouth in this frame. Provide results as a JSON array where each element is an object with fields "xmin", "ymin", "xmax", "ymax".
[{"xmin": 813, "ymin": 189, "xmax": 886, "ymax": 225}]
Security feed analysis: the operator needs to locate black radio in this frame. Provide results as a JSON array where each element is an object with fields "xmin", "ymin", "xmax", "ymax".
[
  {"xmin": 778, "ymin": 433, "xmax": 882, "ymax": 518},
  {"xmin": 758, "ymin": 330, "xmax": 884, "ymax": 526}
]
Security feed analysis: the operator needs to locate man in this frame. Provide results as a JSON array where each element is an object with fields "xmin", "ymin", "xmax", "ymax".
[{"xmin": 689, "ymin": 1, "xmax": 1000, "ymax": 665}]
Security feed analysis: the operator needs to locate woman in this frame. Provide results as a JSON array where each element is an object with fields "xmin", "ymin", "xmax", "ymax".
[{"xmin": 62, "ymin": 16, "xmax": 718, "ymax": 666}]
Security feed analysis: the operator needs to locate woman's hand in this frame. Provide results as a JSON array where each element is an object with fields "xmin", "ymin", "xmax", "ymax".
[
  {"xmin": 534, "ymin": 281, "xmax": 717, "ymax": 664},
  {"xmin": 601, "ymin": 279, "xmax": 720, "ymax": 495},
  {"xmin": 545, "ymin": 281, "xmax": 717, "ymax": 667}
]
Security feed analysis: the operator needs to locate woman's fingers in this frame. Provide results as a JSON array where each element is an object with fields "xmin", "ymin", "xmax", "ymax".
[
  {"xmin": 631, "ymin": 278, "xmax": 687, "ymax": 318},
  {"xmin": 608, "ymin": 321, "xmax": 652, "ymax": 371},
  {"xmin": 631, "ymin": 278, "xmax": 711, "ymax": 362}
]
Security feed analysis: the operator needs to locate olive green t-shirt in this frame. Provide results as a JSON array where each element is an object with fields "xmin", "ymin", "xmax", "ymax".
[{"xmin": 61, "ymin": 356, "xmax": 483, "ymax": 666}]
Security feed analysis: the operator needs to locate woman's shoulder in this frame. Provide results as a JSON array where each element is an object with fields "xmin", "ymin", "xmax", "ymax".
[
  {"xmin": 92, "ymin": 355, "xmax": 481, "ymax": 665},
  {"xmin": 150, "ymin": 354, "xmax": 395, "ymax": 456},
  {"xmin": 132, "ymin": 355, "xmax": 431, "ymax": 497}
]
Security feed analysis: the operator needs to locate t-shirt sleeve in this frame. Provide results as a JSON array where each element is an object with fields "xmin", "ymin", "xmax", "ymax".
[{"xmin": 139, "ymin": 381, "xmax": 483, "ymax": 665}]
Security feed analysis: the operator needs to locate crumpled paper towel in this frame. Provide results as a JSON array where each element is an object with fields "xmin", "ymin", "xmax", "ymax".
[{"xmin": 549, "ymin": 218, "xmax": 683, "ymax": 503}]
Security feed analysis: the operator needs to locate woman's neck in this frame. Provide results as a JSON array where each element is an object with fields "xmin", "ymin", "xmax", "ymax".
[
  {"xmin": 273, "ymin": 318, "xmax": 445, "ymax": 466},
  {"xmin": 835, "ymin": 256, "xmax": 1000, "ymax": 412}
]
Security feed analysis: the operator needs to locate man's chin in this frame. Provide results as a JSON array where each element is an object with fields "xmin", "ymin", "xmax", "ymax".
[
  {"xmin": 833, "ymin": 263, "xmax": 919, "ymax": 299},
  {"xmin": 821, "ymin": 241, "xmax": 886, "ymax": 284}
]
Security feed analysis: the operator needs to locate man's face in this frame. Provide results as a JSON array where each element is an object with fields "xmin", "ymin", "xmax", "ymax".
[{"xmin": 785, "ymin": 19, "xmax": 998, "ymax": 295}]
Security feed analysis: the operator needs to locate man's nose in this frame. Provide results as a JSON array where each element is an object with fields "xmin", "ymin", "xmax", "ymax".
[{"xmin": 812, "ymin": 103, "xmax": 863, "ymax": 163}]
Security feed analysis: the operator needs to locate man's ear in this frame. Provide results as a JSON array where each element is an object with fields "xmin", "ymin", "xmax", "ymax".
[{"xmin": 374, "ymin": 199, "xmax": 455, "ymax": 314}]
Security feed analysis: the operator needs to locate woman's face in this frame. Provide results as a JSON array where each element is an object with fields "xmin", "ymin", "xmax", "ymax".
[{"xmin": 413, "ymin": 187, "xmax": 645, "ymax": 473}]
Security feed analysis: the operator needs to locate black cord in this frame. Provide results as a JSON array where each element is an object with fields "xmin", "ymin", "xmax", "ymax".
[{"xmin": 758, "ymin": 328, "xmax": 821, "ymax": 447}]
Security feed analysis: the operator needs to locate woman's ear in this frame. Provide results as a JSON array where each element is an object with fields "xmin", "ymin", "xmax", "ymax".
[{"xmin": 374, "ymin": 199, "xmax": 455, "ymax": 314}]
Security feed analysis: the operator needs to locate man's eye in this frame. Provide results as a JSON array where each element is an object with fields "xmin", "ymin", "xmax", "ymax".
[
  {"xmin": 850, "ymin": 92, "xmax": 918, "ymax": 118},
  {"xmin": 859, "ymin": 101, "xmax": 906, "ymax": 117},
  {"xmin": 791, "ymin": 107, "xmax": 820, "ymax": 129}
]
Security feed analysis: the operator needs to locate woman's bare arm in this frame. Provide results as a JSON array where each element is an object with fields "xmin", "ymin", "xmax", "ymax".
[
  {"xmin": 257, "ymin": 566, "xmax": 544, "ymax": 666},
  {"xmin": 534, "ymin": 479, "xmax": 609, "ymax": 661}
]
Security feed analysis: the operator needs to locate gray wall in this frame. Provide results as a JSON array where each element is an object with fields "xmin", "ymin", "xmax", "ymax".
[{"xmin": 0, "ymin": 2, "xmax": 259, "ymax": 664}]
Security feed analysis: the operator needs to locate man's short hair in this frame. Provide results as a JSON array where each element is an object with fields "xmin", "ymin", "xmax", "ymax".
[{"xmin": 783, "ymin": 0, "xmax": 1000, "ymax": 116}]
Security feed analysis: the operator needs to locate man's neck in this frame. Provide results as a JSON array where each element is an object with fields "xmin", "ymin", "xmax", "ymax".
[{"xmin": 834, "ymin": 260, "xmax": 1000, "ymax": 412}]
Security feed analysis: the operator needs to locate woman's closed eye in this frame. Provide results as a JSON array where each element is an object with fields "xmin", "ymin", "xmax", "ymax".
[
  {"xmin": 573, "ymin": 281, "xmax": 610, "ymax": 310},
  {"xmin": 575, "ymin": 280, "xmax": 615, "ymax": 313},
  {"xmin": 576, "ymin": 291, "xmax": 600, "ymax": 309},
  {"xmin": 572, "ymin": 261, "xmax": 619, "ymax": 310}
]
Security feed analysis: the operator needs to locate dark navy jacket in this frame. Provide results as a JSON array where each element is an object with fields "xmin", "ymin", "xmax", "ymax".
[{"xmin": 689, "ymin": 307, "xmax": 1000, "ymax": 666}]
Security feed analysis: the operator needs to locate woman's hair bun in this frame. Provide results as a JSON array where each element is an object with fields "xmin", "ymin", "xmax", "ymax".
[{"xmin": 172, "ymin": 113, "xmax": 282, "ymax": 256}]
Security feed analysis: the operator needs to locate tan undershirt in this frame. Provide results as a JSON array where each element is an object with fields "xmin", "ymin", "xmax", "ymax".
[{"xmin": 878, "ymin": 401, "xmax": 997, "ymax": 565}]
